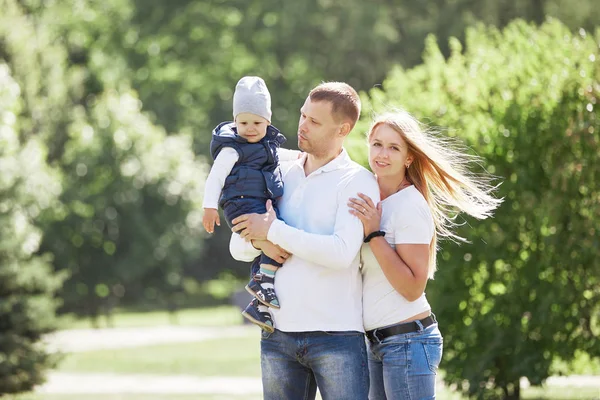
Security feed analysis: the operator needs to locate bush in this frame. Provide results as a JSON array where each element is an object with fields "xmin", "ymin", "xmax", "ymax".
[
  {"xmin": 1, "ymin": 0, "xmax": 208, "ymax": 323},
  {"xmin": 0, "ymin": 64, "xmax": 65, "ymax": 394},
  {"xmin": 349, "ymin": 19, "xmax": 600, "ymax": 399}
]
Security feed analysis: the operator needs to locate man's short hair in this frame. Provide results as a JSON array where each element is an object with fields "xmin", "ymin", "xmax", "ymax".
[{"xmin": 309, "ymin": 82, "xmax": 361, "ymax": 129}]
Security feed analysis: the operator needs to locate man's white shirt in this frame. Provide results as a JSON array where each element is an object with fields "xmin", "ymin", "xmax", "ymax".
[{"xmin": 230, "ymin": 149, "xmax": 379, "ymax": 332}]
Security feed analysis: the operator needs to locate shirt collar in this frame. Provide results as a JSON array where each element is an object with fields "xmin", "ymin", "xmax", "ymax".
[{"xmin": 293, "ymin": 147, "xmax": 352, "ymax": 174}]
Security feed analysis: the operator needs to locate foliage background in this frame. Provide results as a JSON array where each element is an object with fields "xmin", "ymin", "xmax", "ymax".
[
  {"xmin": 0, "ymin": 0, "xmax": 598, "ymax": 398},
  {"xmin": 347, "ymin": 20, "xmax": 599, "ymax": 399}
]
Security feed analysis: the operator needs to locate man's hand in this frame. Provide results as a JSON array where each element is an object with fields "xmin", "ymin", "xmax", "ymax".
[
  {"xmin": 253, "ymin": 239, "xmax": 291, "ymax": 264},
  {"xmin": 203, "ymin": 208, "xmax": 220, "ymax": 233},
  {"xmin": 232, "ymin": 200, "xmax": 276, "ymax": 241}
]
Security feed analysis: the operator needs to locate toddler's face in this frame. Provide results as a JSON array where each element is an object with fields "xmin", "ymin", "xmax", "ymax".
[{"xmin": 235, "ymin": 113, "xmax": 269, "ymax": 143}]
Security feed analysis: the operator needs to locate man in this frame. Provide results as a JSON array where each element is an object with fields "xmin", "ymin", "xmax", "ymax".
[{"xmin": 229, "ymin": 82, "xmax": 379, "ymax": 400}]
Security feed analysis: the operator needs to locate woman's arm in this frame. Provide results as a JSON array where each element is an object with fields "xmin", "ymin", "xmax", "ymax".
[
  {"xmin": 367, "ymin": 239, "xmax": 429, "ymax": 301},
  {"xmin": 348, "ymin": 192, "xmax": 432, "ymax": 301}
]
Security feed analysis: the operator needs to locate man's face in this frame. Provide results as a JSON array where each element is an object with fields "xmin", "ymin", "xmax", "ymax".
[
  {"xmin": 235, "ymin": 113, "xmax": 269, "ymax": 143},
  {"xmin": 297, "ymin": 98, "xmax": 341, "ymax": 157}
]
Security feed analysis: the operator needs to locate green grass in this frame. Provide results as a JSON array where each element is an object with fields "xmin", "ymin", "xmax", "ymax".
[
  {"xmin": 522, "ymin": 386, "xmax": 600, "ymax": 399},
  {"xmin": 57, "ymin": 305, "xmax": 243, "ymax": 329},
  {"xmin": 57, "ymin": 333, "xmax": 262, "ymax": 377},
  {"xmin": 9, "ymin": 395, "xmax": 263, "ymax": 400},
  {"xmin": 53, "ymin": 338, "xmax": 600, "ymax": 400},
  {"xmin": 45, "ymin": 307, "xmax": 600, "ymax": 400},
  {"xmin": 11, "ymin": 386, "xmax": 598, "ymax": 400}
]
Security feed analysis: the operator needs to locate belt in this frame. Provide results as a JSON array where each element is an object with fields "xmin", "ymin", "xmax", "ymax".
[{"xmin": 366, "ymin": 314, "xmax": 437, "ymax": 343}]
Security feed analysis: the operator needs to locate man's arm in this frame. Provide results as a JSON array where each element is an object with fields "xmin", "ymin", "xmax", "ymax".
[
  {"xmin": 267, "ymin": 172, "xmax": 379, "ymax": 269},
  {"xmin": 228, "ymin": 233, "xmax": 290, "ymax": 263}
]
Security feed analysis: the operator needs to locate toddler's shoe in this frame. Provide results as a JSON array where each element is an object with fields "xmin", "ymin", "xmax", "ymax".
[
  {"xmin": 241, "ymin": 298, "xmax": 274, "ymax": 333},
  {"xmin": 246, "ymin": 273, "xmax": 280, "ymax": 309}
]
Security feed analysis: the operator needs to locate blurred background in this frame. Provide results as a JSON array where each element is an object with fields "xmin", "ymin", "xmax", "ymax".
[{"xmin": 1, "ymin": 0, "xmax": 598, "ymax": 399}]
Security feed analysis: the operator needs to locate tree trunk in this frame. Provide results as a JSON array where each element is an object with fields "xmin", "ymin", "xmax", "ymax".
[
  {"xmin": 503, "ymin": 380, "xmax": 521, "ymax": 400},
  {"xmin": 530, "ymin": 0, "xmax": 546, "ymax": 25}
]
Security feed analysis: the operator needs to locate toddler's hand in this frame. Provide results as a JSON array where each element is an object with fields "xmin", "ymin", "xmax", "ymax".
[{"xmin": 203, "ymin": 208, "xmax": 220, "ymax": 233}]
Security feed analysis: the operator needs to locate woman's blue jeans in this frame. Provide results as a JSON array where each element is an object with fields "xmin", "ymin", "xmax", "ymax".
[
  {"xmin": 367, "ymin": 323, "xmax": 443, "ymax": 400},
  {"xmin": 260, "ymin": 329, "xmax": 370, "ymax": 399}
]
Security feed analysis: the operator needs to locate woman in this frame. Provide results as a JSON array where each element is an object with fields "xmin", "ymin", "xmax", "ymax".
[{"xmin": 349, "ymin": 110, "xmax": 502, "ymax": 399}]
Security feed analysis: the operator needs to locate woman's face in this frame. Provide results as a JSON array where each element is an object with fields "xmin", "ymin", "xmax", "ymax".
[{"xmin": 368, "ymin": 124, "xmax": 412, "ymax": 179}]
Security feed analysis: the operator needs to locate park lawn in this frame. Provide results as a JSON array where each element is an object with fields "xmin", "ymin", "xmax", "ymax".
[
  {"xmin": 522, "ymin": 386, "xmax": 600, "ymax": 399},
  {"xmin": 56, "ymin": 334, "xmax": 262, "ymax": 377},
  {"xmin": 57, "ymin": 305, "xmax": 243, "ymax": 330},
  {"xmin": 10, "ymin": 384, "xmax": 599, "ymax": 400},
  {"xmin": 49, "ymin": 306, "xmax": 600, "ymax": 400},
  {"xmin": 10, "ymin": 395, "xmax": 262, "ymax": 400},
  {"xmin": 52, "ymin": 306, "xmax": 600, "ymax": 378},
  {"xmin": 54, "ymin": 340, "xmax": 599, "ymax": 400}
]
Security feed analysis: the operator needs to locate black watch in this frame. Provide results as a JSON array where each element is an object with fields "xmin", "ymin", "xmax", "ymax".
[{"xmin": 364, "ymin": 230, "xmax": 385, "ymax": 243}]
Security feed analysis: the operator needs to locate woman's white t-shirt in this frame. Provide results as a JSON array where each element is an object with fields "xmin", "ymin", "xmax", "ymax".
[{"xmin": 361, "ymin": 185, "xmax": 435, "ymax": 331}]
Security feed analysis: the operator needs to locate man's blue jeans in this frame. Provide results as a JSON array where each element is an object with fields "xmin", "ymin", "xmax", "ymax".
[
  {"xmin": 367, "ymin": 323, "xmax": 443, "ymax": 400},
  {"xmin": 260, "ymin": 329, "xmax": 369, "ymax": 399}
]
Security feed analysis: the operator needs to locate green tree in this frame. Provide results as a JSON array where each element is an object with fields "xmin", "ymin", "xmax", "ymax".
[
  {"xmin": 1, "ymin": 0, "xmax": 208, "ymax": 322},
  {"xmin": 123, "ymin": 0, "xmax": 600, "ymax": 152},
  {"xmin": 117, "ymin": 0, "xmax": 600, "ymax": 282},
  {"xmin": 348, "ymin": 19, "xmax": 600, "ymax": 399},
  {"xmin": 0, "ymin": 64, "xmax": 65, "ymax": 394},
  {"xmin": 40, "ymin": 89, "xmax": 206, "ymax": 320},
  {"xmin": 123, "ymin": 0, "xmax": 464, "ymax": 149}
]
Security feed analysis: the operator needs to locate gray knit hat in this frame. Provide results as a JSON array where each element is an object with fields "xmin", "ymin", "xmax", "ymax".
[{"xmin": 232, "ymin": 76, "xmax": 272, "ymax": 122}]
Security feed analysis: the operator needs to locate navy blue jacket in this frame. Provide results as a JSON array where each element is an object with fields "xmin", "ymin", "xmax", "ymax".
[{"xmin": 210, "ymin": 122, "xmax": 286, "ymax": 208}]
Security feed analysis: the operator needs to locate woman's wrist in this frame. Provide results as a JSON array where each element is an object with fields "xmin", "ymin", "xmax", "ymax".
[{"xmin": 364, "ymin": 230, "xmax": 385, "ymax": 243}]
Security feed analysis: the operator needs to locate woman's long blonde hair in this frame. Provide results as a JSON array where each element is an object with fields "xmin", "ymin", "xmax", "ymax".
[{"xmin": 367, "ymin": 110, "xmax": 503, "ymax": 278}]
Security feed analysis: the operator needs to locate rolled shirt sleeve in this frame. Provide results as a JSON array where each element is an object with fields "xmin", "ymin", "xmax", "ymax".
[{"xmin": 229, "ymin": 233, "xmax": 261, "ymax": 262}]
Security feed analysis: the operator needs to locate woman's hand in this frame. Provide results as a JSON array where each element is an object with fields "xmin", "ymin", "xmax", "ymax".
[
  {"xmin": 348, "ymin": 193, "xmax": 382, "ymax": 237},
  {"xmin": 253, "ymin": 239, "xmax": 291, "ymax": 264}
]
